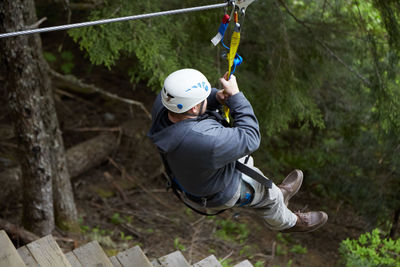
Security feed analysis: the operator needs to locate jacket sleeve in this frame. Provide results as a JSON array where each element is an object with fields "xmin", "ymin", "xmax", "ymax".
[
  {"xmin": 206, "ymin": 88, "xmax": 223, "ymax": 111},
  {"xmin": 150, "ymin": 92, "xmax": 163, "ymax": 120},
  {"xmin": 148, "ymin": 92, "xmax": 165, "ymax": 138},
  {"xmin": 208, "ymin": 92, "xmax": 261, "ymax": 169}
]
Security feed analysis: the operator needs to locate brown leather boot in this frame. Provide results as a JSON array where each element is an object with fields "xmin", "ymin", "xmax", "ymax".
[
  {"xmin": 281, "ymin": 211, "xmax": 328, "ymax": 233},
  {"xmin": 278, "ymin": 169, "xmax": 303, "ymax": 206}
]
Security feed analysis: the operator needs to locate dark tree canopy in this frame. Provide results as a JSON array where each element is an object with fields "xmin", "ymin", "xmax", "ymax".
[{"xmin": 66, "ymin": 0, "xmax": 400, "ymax": 232}]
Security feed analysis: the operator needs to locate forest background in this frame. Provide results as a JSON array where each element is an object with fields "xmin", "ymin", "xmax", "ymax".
[
  {"xmin": 0, "ymin": 0, "xmax": 399, "ymax": 266},
  {"xmin": 66, "ymin": 0, "xmax": 400, "ymax": 234}
]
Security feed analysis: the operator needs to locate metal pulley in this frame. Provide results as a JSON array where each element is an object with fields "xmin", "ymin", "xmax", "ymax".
[{"xmin": 236, "ymin": 0, "xmax": 257, "ymax": 13}]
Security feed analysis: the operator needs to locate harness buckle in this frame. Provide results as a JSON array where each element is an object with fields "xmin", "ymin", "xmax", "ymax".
[{"xmin": 201, "ymin": 197, "xmax": 207, "ymax": 208}]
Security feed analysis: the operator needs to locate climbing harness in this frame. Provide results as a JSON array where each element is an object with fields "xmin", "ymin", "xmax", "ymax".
[
  {"xmin": 160, "ymin": 151, "xmax": 272, "ymax": 216},
  {"xmin": 158, "ymin": 110, "xmax": 272, "ymax": 217},
  {"xmin": 211, "ymin": 0, "xmax": 258, "ymax": 122},
  {"xmin": 159, "ymin": 151, "xmax": 227, "ymax": 216}
]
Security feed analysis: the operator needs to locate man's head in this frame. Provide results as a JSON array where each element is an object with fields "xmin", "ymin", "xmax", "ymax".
[{"xmin": 161, "ymin": 69, "xmax": 211, "ymax": 117}]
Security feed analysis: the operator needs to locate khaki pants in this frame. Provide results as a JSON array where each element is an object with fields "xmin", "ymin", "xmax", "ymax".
[{"xmin": 182, "ymin": 156, "xmax": 297, "ymax": 231}]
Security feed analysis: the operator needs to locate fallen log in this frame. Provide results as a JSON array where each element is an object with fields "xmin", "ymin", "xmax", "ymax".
[
  {"xmin": 66, "ymin": 131, "xmax": 119, "ymax": 177},
  {"xmin": 0, "ymin": 131, "xmax": 119, "ymax": 205},
  {"xmin": 0, "ymin": 218, "xmax": 40, "ymax": 245}
]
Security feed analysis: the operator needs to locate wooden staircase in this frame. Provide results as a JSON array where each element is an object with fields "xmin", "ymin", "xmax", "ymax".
[{"xmin": 0, "ymin": 230, "xmax": 254, "ymax": 267}]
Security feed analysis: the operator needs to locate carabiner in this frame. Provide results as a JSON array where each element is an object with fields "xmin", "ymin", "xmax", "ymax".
[
  {"xmin": 235, "ymin": 0, "xmax": 257, "ymax": 14},
  {"xmin": 228, "ymin": 1, "xmax": 236, "ymax": 22}
]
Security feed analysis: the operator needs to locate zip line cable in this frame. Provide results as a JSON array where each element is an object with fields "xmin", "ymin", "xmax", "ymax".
[{"xmin": 0, "ymin": 2, "xmax": 228, "ymax": 39}]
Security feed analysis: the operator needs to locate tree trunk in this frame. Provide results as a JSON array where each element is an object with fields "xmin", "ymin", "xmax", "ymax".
[
  {"xmin": 0, "ymin": 0, "xmax": 77, "ymax": 234},
  {"xmin": 0, "ymin": 0, "xmax": 55, "ymax": 236},
  {"xmin": 23, "ymin": 0, "xmax": 78, "ymax": 231}
]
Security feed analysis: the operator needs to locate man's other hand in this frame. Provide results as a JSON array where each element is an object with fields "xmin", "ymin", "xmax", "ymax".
[{"xmin": 219, "ymin": 72, "xmax": 240, "ymax": 98}]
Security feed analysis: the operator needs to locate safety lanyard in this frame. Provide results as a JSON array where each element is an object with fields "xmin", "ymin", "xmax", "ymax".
[{"xmin": 211, "ymin": 0, "xmax": 257, "ymax": 123}]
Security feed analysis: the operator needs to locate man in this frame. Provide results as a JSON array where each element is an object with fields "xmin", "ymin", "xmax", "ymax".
[{"xmin": 148, "ymin": 68, "xmax": 327, "ymax": 232}]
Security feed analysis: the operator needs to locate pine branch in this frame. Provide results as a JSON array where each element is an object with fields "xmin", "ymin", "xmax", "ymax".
[
  {"xmin": 48, "ymin": 68, "xmax": 151, "ymax": 119},
  {"xmin": 25, "ymin": 17, "xmax": 47, "ymax": 30},
  {"xmin": 276, "ymin": 0, "xmax": 372, "ymax": 87}
]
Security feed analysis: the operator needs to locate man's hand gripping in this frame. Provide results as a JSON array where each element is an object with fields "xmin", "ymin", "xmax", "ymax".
[{"xmin": 216, "ymin": 72, "xmax": 240, "ymax": 105}]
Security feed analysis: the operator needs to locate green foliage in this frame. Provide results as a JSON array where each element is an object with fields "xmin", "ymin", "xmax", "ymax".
[
  {"xmin": 60, "ymin": 51, "xmax": 75, "ymax": 74},
  {"xmin": 276, "ymin": 233, "xmax": 289, "ymax": 245},
  {"xmin": 78, "ymin": 218, "xmax": 135, "ymax": 250},
  {"xmin": 275, "ymin": 233, "xmax": 307, "ymax": 257},
  {"xmin": 219, "ymin": 258, "xmax": 234, "ymax": 267},
  {"xmin": 250, "ymin": 0, "xmax": 400, "ymax": 229},
  {"xmin": 173, "ymin": 237, "xmax": 186, "ymax": 251},
  {"xmin": 68, "ymin": 0, "xmax": 326, "ymax": 135},
  {"xmin": 43, "ymin": 51, "xmax": 57, "ymax": 63},
  {"xmin": 82, "ymin": 225, "xmax": 117, "ymax": 248},
  {"xmin": 69, "ymin": 0, "xmax": 219, "ymax": 89},
  {"xmin": 290, "ymin": 244, "xmax": 307, "ymax": 254},
  {"xmin": 276, "ymin": 244, "xmax": 288, "ymax": 256},
  {"xmin": 110, "ymin": 213, "xmax": 133, "ymax": 225},
  {"xmin": 239, "ymin": 245, "xmax": 252, "ymax": 257},
  {"xmin": 119, "ymin": 231, "xmax": 133, "ymax": 241},
  {"xmin": 339, "ymin": 229, "xmax": 400, "ymax": 267},
  {"xmin": 214, "ymin": 218, "xmax": 249, "ymax": 244},
  {"xmin": 43, "ymin": 50, "xmax": 75, "ymax": 74},
  {"xmin": 67, "ymin": 0, "xmax": 400, "ymax": 230},
  {"xmin": 110, "ymin": 213, "xmax": 124, "ymax": 224},
  {"xmin": 239, "ymin": 1, "xmax": 327, "ymax": 135}
]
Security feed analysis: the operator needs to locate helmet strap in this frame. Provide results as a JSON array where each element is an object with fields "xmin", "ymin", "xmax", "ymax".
[
  {"xmin": 168, "ymin": 100, "xmax": 206, "ymax": 123},
  {"xmin": 186, "ymin": 100, "xmax": 205, "ymax": 117}
]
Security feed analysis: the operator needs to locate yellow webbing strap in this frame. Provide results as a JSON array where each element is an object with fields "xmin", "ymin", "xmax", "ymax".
[
  {"xmin": 224, "ymin": 26, "xmax": 241, "ymax": 123},
  {"xmin": 223, "ymin": 104, "xmax": 231, "ymax": 123},
  {"xmin": 228, "ymin": 30, "xmax": 241, "ymax": 77}
]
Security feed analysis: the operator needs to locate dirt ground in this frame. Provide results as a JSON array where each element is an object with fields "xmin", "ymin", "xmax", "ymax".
[{"xmin": 0, "ymin": 38, "xmax": 368, "ymax": 267}]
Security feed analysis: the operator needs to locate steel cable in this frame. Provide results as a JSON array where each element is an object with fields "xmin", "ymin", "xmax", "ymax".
[{"xmin": 0, "ymin": 2, "xmax": 228, "ymax": 39}]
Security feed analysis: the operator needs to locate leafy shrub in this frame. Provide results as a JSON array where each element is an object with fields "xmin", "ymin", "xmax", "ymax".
[
  {"xmin": 339, "ymin": 229, "xmax": 400, "ymax": 267},
  {"xmin": 290, "ymin": 244, "xmax": 307, "ymax": 255},
  {"xmin": 214, "ymin": 219, "xmax": 249, "ymax": 244},
  {"xmin": 173, "ymin": 237, "xmax": 186, "ymax": 251}
]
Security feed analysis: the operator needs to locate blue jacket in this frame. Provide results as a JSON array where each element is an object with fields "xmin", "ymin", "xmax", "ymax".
[{"xmin": 147, "ymin": 88, "xmax": 260, "ymax": 206}]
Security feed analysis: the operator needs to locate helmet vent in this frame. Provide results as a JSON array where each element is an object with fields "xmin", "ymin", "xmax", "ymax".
[{"xmin": 164, "ymin": 88, "xmax": 175, "ymax": 101}]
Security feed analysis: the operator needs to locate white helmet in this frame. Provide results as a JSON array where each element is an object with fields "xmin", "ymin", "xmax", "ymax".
[{"xmin": 161, "ymin": 68, "xmax": 211, "ymax": 113}]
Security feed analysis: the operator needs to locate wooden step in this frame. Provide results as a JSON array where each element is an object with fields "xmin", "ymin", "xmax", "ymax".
[
  {"xmin": 2, "ymin": 230, "xmax": 254, "ymax": 267},
  {"xmin": 158, "ymin": 251, "xmax": 190, "ymax": 267},
  {"xmin": 0, "ymin": 230, "xmax": 27, "ymax": 267},
  {"xmin": 151, "ymin": 258, "xmax": 162, "ymax": 267},
  {"xmin": 64, "ymin": 251, "xmax": 82, "ymax": 267},
  {"xmin": 109, "ymin": 256, "xmax": 123, "ymax": 267},
  {"xmin": 25, "ymin": 235, "xmax": 71, "ymax": 267},
  {"xmin": 233, "ymin": 260, "xmax": 253, "ymax": 267},
  {"xmin": 192, "ymin": 255, "xmax": 222, "ymax": 267},
  {"xmin": 69, "ymin": 240, "xmax": 113, "ymax": 267},
  {"xmin": 17, "ymin": 246, "xmax": 39, "ymax": 267},
  {"xmin": 113, "ymin": 245, "xmax": 153, "ymax": 267}
]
